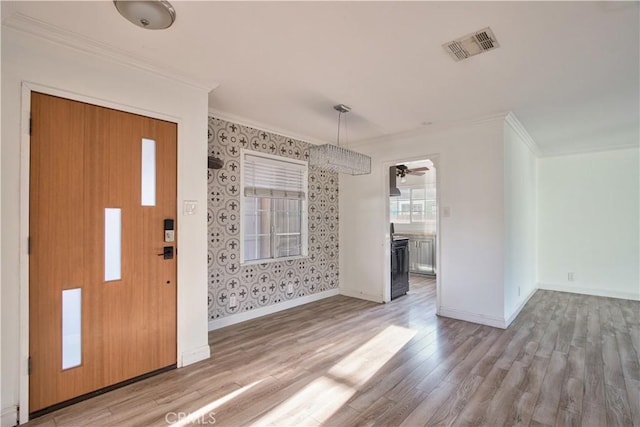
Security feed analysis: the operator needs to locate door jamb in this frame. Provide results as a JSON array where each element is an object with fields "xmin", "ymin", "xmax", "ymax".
[{"xmin": 19, "ymin": 81, "xmax": 181, "ymax": 424}]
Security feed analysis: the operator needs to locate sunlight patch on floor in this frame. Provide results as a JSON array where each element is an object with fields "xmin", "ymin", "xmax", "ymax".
[
  {"xmin": 252, "ymin": 325, "xmax": 417, "ymax": 425},
  {"xmin": 172, "ymin": 379, "xmax": 263, "ymax": 427}
]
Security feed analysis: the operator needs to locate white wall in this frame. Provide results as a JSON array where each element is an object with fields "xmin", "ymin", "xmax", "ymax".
[
  {"xmin": 0, "ymin": 4, "xmax": 4, "ymax": 426},
  {"xmin": 340, "ymin": 117, "xmax": 507, "ymax": 326},
  {"xmin": 1, "ymin": 28, "xmax": 211, "ymax": 422},
  {"xmin": 504, "ymin": 118, "xmax": 538, "ymax": 321},
  {"xmin": 538, "ymin": 147, "xmax": 640, "ymax": 300}
]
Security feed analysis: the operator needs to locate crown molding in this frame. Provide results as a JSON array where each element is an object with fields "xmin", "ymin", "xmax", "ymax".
[
  {"xmin": 208, "ymin": 107, "xmax": 331, "ymax": 146},
  {"xmin": 208, "ymin": 109, "xmax": 512, "ymax": 150},
  {"xmin": 505, "ymin": 112, "xmax": 542, "ymax": 157},
  {"xmin": 2, "ymin": 12, "xmax": 219, "ymax": 92},
  {"xmin": 539, "ymin": 142, "xmax": 639, "ymax": 158},
  {"xmin": 345, "ymin": 112, "xmax": 510, "ymax": 149}
]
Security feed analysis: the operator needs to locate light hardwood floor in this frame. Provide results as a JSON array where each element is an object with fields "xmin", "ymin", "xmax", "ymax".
[{"xmin": 26, "ymin": 275, "xmax": 640, "ymax": 426}]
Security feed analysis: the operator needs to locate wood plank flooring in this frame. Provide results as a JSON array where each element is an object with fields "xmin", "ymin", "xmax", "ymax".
[{"xmin": 26, "ymin": 275, "xmax": 640, "ymax": 426}]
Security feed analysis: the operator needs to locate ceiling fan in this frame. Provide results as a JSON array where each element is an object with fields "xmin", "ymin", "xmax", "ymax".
[{"xmin": 395, "ymin": 164, "xmax": 429, "ymax": 179}]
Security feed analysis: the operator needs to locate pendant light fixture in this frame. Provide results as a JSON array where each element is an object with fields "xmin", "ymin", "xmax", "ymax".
[
  {"xmin": 309, "ymin": 104, "xmax": 371, "ymax": 175},
  {"xmin": 114, "ymin": 0, "xmax": 176, "ymax": 30}
]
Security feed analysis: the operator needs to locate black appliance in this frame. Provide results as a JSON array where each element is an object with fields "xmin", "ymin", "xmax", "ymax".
[{"xmin": 391, "ymin": 236, "xmax": 410, "ymax": 299}]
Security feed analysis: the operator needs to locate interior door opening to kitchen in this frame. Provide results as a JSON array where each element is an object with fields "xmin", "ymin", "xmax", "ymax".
[{"xmin": 389, "ymin": 158, "xmax": 438, "ymax": 302}]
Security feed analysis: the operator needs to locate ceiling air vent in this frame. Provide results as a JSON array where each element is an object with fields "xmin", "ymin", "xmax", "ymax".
[{"xmin": 443, "ymin": 27, "xmax": 499, "ymax": 62}]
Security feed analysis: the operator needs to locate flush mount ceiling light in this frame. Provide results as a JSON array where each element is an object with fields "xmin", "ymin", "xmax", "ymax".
[
  {"xmin": 309, "ymin": 104, "xmax": 371, "ymax": 176},
  {"xmin": 114, "ymin": 0, "xmax": 176, "ymax": 30}
]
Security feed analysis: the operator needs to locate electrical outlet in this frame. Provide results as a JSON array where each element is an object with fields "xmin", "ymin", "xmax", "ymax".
[
  {"xmin": 568, "ymin": 272, "xmax": 574, "ymax": 282},
  {"xmin": 229, "ymin": 295, "xmax": 237, "ymax": 307},
  {"xmin": 287, "ymin": 283, "xmax": 293, "ymax": 294}
]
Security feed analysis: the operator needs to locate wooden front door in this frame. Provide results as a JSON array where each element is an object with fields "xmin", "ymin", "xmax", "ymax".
[{"xmin": 29, "ymin": 92, "xmax": 177, "ymax": 413}]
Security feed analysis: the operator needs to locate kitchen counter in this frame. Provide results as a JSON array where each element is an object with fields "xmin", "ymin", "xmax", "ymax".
[{"xmin": 395, "ymin": 232, "xmax": 436, "ymax": 239}]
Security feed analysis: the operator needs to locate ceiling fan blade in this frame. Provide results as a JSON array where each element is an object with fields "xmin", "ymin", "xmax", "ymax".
[
  {"xmin": 409, "ymin": 167, "xmax": 429, "ymax": 172},
  {"xmin": 407, "ymin": 171, "xmax": 425, "ymax": 176}
]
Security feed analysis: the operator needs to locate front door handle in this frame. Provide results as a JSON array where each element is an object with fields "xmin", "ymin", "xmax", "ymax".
[{"xmin": 157, "ymin": 246, "xmax": 174, "ymax": 259}]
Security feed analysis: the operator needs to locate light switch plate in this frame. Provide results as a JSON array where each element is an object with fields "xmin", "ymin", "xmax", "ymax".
[
  {"xmin": 183, "ymin": 200, "xmax": 198, "ymax": 216},
  {"xmin": 442, "ymin": 206, "xmax": 451, "ymax": 217}
]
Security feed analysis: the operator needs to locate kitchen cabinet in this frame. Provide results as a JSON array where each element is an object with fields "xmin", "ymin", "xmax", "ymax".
[{"xmin": 409, "ymin": 236, "xmax": 436, "ymax": 275}]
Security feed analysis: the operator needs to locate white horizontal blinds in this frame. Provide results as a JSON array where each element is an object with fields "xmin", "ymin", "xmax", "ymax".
[{"xmin": 244, "ymin": 154, "xmax": 306, "ymax": 200}]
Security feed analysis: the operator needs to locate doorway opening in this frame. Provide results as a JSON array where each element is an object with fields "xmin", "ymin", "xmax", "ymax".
[{"xmin": 388, "ymin": 158, "xmax": 438, "ymax": 304}]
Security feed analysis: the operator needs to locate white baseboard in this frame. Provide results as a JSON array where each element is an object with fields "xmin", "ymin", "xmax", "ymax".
[
  {"xmin": 438, "ymin": 306, "xmax": 507, "ymax": 329},
  {"xmin": 538, "ymin": 283, "xmax": 640, "ymax": 301},
  {"xmin": 180, "ymin": 345, "xmax": 211, "ymax": 367},
  {"xmin": 504, "ymin": 287, "xmax": 538, "ymax": 328},
  {"xmin": 1, "ymin": 405, "xmax": 18, "ymax": 427},
  {"xmin": 339, "ymin": 288, "xmax": 384, "ymax": 303},
  {"xmin": 208, "ymin": 289, "xmax": 340, "ymax": 330}
]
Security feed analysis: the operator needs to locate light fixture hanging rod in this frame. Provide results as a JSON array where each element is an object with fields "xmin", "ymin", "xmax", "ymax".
[{"xmin": 333, "ymin": 104, "xmax": 350, "ymax": 148}]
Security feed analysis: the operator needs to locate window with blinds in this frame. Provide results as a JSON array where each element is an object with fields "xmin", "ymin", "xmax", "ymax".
[{"xmin": 241, "ymin": 150, "xmax": 308, "ymax": 263}]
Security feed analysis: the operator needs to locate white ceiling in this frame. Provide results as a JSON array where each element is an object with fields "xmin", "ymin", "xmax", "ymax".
[{"xmin": 3, "ymin": 1, "xmax": 639, "ymax": 155}]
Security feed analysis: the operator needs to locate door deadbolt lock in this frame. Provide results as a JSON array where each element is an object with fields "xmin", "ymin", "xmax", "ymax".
[
  {"xmin": 164, "ymin": 219, "xmax": 175, "ymax": 243},
  {"xmin": 158, "ymin": 246, "xmax": 174, "ymax": 260}
]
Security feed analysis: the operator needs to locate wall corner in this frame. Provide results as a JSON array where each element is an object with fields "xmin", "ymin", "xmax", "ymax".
[{"xmin": 504, "ymin": 112, "xmax": 541, "ymax": 157}]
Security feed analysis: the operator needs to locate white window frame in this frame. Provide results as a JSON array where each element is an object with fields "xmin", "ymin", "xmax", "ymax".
[
  {"xmin": 240, "ymin": 148, "xmax": 309, "ymax": 265},
  {"xmin": 390, "ymin": 184, "xmax": 437, "ymax": 225}
]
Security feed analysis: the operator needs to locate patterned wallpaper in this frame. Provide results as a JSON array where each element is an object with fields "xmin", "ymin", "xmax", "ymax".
[{"xmin": 207, "ymin": 116, "xmax": 340, "ymax": 320}]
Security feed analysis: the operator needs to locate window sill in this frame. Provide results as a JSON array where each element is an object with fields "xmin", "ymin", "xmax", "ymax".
[{"xmin": 240, "ymin": 254, "xmax": 308, "ymax": 266}]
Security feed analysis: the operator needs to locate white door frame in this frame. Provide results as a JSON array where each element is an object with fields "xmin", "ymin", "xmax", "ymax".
[
  {"xmin": 18, "ymin": 81, "xmax": 182, "ymax": 423},
  {"xmin": 382, "ymin": 154, "xmax": 442, "ymax": 314}
]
